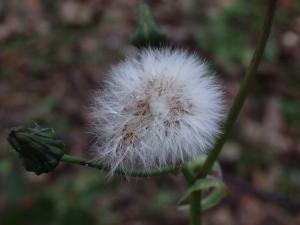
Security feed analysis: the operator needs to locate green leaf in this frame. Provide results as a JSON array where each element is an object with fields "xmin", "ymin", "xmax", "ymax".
[
  {"xmin": 185, "ymin": 156, "xmax": 223, "ymax": 179},
  {"xmin": 201, "ymin": 184, "xmax": 228, "ymax": 210},
  {"xmin": 178, "ymin": 177, "xmax": 227, "ymax": 211}
]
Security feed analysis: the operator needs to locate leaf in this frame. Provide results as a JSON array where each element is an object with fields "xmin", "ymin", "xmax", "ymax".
[
  {"xmin": 185, "ymin": 156, "xmax": 223, "ymax": 179},
  {"xmin": 201, "ymin": 185, "xmax": 228, "ymax": 210},
  {"xmin": 178, "ymin": 178, "xmax": 227, "ymax": 211}
]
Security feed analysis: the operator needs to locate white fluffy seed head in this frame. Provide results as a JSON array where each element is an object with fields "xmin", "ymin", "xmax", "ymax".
[{"xmin": 90, "ymin": 48, "xmax": 225, "ymax": 174}]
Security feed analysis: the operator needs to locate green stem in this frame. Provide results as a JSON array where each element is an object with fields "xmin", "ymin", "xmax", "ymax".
[
  {"xmin": 61, "ymin": 154, "xmax": 178, "ymax": 177},
  {"xmin": 190, "ymin": 191, "xmax": 202, "ymax": 225},
  {"xmin": 182, "ymin": 166, "xmax": 202, "ymax": 225},
  {"xmin": 200, "ymin": 0, "xmax": 278, "ymax": 178}
]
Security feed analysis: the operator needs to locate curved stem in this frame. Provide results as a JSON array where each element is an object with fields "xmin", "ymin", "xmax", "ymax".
[
  {"xmin": 200, "ymin": 0, "xmax": 278, "ymax": 178},
  {"xmin": 61, "ymin": 154, "xmax": 178, "ymax": 177},
  {"xmin": 182, "ymin": 166, "xmax": 202, "ymax": 225}
]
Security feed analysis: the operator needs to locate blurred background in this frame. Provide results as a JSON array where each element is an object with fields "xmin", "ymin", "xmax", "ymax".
[{"xmin": 0, "ymin": 0, "xmax": 300, "ymax": 224}]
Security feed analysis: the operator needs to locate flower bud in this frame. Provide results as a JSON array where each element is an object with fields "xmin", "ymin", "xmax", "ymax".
[
  {"xmin": 131, "ymin": 3, "xmax": 166, "ymax": 48},
  {"xmin": 7, "ymin": 126, "xmax": 65, "ymax": 175}
]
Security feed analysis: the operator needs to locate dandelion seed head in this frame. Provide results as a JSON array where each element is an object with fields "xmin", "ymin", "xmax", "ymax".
[{"xmin": 90, "ymin": 48, "xmax": 225, "ymax": 173}]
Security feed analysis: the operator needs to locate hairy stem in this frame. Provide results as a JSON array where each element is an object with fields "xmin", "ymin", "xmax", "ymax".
[
  {"xmin": 62, "ymin": 154, "xmax": 178, "ymax": 177},
  {"xmin": 182, "ymin": 166, "xmax": 202, "ymax": 225},
  {"xmin": 200, "ymin": 0, "xmax": 278, "ymax": 178}
]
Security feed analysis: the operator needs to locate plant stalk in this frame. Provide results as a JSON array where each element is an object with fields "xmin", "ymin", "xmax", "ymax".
[
  {"xmin": 61, "ymin": 154, "xmax": 178, "ymax": 177},
  {"xmin": 199, "ymin": 0, "xmax": 278, "ymax": 178},
  {"xmin": 182, "ymin": 166, "xmax": 202, "ymax": 225}
]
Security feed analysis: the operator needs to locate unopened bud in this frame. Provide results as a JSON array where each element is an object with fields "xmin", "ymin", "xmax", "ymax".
[
  {"xmin": 7, "ymin": 126, "xmax": 65, "ymax": 175},
  {"xmin": 131, "ymin": 3, "xmax": 166, "ymax": 48}
]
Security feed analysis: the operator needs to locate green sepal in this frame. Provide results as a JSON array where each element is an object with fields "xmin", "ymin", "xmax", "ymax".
[
  {"xmin": 7, "ymin": 125, "xmax": 65, "ymax": 175},
  {"xmin": 131, "ymin": 3, "xmax": 166, "ymax": 48}
]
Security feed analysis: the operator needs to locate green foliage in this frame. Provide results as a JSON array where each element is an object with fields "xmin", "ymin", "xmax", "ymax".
[
  {"xmin": 1, "ymin": 195, "xmax": 55, "ymax": 225},
  {"xmin": 0, "ymin": 160, "xmax": 28, "ymax": 202},
  {"xmin": 281, "ymin": 100, "xmax": 300, "ymax": 133},
  {"xmin": 0, "ymin": 170, "xmax": 120, "ymax": 225},
  {"xmin": 277, "ymin": 168, "xmax": 300, "ymax": 198},
  {"xmin": 197, "ymin": 0, "xmax": 276, "ymax": 65},
  {"xmin": 148, "ymin": 189, "xmax": 177, "ymax": 214},
  {"xmin": 178, "ymin": 177, "xmax": 227, "ymax": 211}
]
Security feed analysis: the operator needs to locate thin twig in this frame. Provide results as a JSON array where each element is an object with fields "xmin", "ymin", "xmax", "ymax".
[
  {"xmin": 182, "ymin": 166, "xmax": 202, "ymax": 225},
  {"xmin": 199, "ymin": 0, "xmax": 278, "ymax": 178},
  {"xmin": 61, "ymin": 154, "xmax": 178, "ymax": 177}
]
